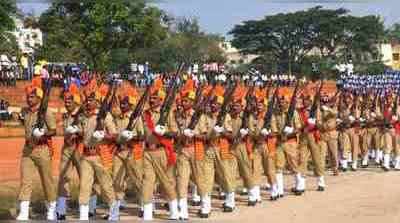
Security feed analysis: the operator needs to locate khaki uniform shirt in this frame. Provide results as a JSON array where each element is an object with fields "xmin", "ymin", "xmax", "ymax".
[
  {"xmin": 62, "ymin": 108, "xmax": 84, "ymax": 147},
  {"xmin": 23, "ymin": 108, "xmax": 56, "ymax": 150},
  {"xmin": 113, "ymin": 111, "xmax": 144, "ymax": 145},
  {"xmin": 142, "ymin": 108, "xmax": 178, "ymax": 149},
  {"xmin": 81, "ymin": 112, "xmax": 117, "ymax": 148}
]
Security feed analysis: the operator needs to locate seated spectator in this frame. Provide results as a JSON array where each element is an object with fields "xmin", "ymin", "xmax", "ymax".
[{"xmin": 0, "ymin": 100, "xmax": 10, "ymax": 121}]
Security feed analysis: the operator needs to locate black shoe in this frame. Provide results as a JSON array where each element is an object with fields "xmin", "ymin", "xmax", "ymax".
[
  {"xmin": 294, "ymin": 190, "xmax": 304, "ymax": 196},
  {"xmin": 219, "ymin": 194, "xmax": 226, "ymax": 200},
  {"xmin": 248, "ymin": 200, "xmax": 257, "ymax": 206},
  {"xmin": 383, "ymin": 166, "xmax": 390, "ymax": 172},
  {"xmin": 350, "ymin": 167, "xmax": 357, "ymax": 172},
  {"xmin": 317, "ymin": 186, "xmax": 325, "ymax": 192},
  {"xmin": 340, "ymin": 167, "xmax": 348, "ymax": 172},
  {"xmin": 102, "ymin": 214, "xmax": 109, "ymax": 220},
  {"xmin": 278, "ymin": 194, "xmax": 284, "ymax": 198},
  {"xmin": 198, "ymin": 210, "xmax": 209, "ymax": 218},
  {"xmin": 138, "ymin": 210, "xmax": 144, "ymax": 218},
  {"xmin": 240, "ymin": 191, "xmax": 249, "ymax": 196},
  {"xmin": 223, "ymin": 206, "xmax": 234, "ymax": 213},
  {"xmin": 89, "ymin": 212, "xmax": 95, "ymax": 218},
  {"xmin": 191, "ymin": 200, "xmax": 201, "ymax": 206},
  {"xmin": 179, "ymin": 217, "xmax": 189, "ymax": 221},
  {"xmin": 164, "ymin": 203, "xmax": 170, "ymax": 211},
  {"xmin": 361, "ymin": 164, "xmax": 368, "ymax": 168},
  {"xmin": 56, "ymin": 213, "xmax": 66, "ymax": 220},
  {"xmin": 270, "ymin": 196, "xmax": 278, "ymax": 201}
]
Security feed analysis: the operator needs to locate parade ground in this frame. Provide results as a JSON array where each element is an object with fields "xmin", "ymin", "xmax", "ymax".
[{"xmin": 0, "ymin": 136, "xmax": 399, "ymax": 222}]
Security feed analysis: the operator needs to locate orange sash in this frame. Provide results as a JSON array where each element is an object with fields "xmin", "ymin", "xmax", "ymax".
[
  {"xmin": 144, "ymin": 111, "xmax": 176, "ymax": 166},
  {"xmin": 98, "ymin": 143, "xmax": 114, "ymax": 170},
  {"xmin": 218, "ymin": 137, "xmax": 234, "ymax": 160}
]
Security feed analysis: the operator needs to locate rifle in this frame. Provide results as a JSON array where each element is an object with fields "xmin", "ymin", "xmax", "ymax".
[
  {"xmin": 188, "ymin": 82, "xmax": 216, "ymax": 130},
  {"xmin": 283, "ymin": 79, "xmax": 301, "ymax": 129},
  {"xmin": 157, "ymin": 63, "xmax": 185, "ymax": 126},
  {"xmin": 239, "ymin": 83, "xmax": 256, "ymax": 130},
  {"xmin": 263, "ymin": 84, "xmax": 279, "ymax": 130},
  {"xmin": 95, "ymin": 79, "xmax": 118, "ymax": 131},
  {"xmin": 392, "ymin": 88, "xmax": 400, "ymax": 116},
  {"xmin": 33, "ymin": 78, "xmax": 52, "ymax": 130},
  {"xmin": 309, "ymin": 80, "xmax": 324, "ymax": 119},
  {"xmin": 126, "ymin": 85, "xmax": 151, "ymax": 131},
  {"xmin": 215, "ymin": 80, "xmax": 238, "ymax": 127}
]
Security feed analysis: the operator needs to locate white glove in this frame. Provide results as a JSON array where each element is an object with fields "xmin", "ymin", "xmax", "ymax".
[
  {"xmin": 283, "ymin": 126, "xmax": 294, "ymax": 134},
  {"xmin": 121, "ymin": 130, "xmax": 134, "ymax": 141},
  {"xmin": 93, "ymin": 130, "xmax": 105, "ymax": 141},
  {"xmin": 213, "ymin": 125, "xmax": 224, "ymax": 133},
  {"xmin": 348, "ymin": 115, "xmax": 355, "ymax": 122},
  {"xmin": 65, "ymin": 125, "xmax": 79, "ymax": 134},
  {"xmin": 183, "ymin": 128, "xmax": 195, "ymax": 138},
  {"xmin": 371, "ymin": 112, "xmax": 376, "ymax": 118},
  {"xmin": 261, "ymin": 128, "xmax": 271, "ymax": 136},
  {"xmin": 336, "ymin": 118, "xmax": 342, "ymax": 123},
  {"xmin": 154, "ymin": 125, "xmax": 166, "ymax": 136},
  {"xmin": 321, "ymin": 105, "xmax": 329, "ymax": 111},
  {"xmin": 307, "ymin": 118, "xmax": 316, "ymax": 125},
  {"xmin": 32, "ymin": 128, "xmax": 45, "ymax": 138},
  {"xmin": 239, "ymin": 128, "xmax": 249, "ymax": 137},
  {"xmin": 359, "ymin": 117, "xmax": 366, "ymax": 123},
  {"xmin": 392, "ymin": 115, "xmax": 398, "ymax": 121}
]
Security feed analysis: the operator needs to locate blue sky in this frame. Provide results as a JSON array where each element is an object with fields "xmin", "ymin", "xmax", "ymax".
[{"xmin": 18, "ymin": 0, "xmax": 400, "ymax": 36}]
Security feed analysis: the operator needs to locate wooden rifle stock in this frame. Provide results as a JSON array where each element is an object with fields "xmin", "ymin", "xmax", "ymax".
[
  {"xmin": 309, "ymin": 80, "xmax": 324, "ymax": 119},
  {"xmin": 216, "ymin": 81, "xmax": 238, "ymax": 127},
  {"xmin": 34, "ymin": 78, "xmax": 52, "ymax": 130},
  {"xmin": 158, "ymin": 63, "xmax": 185, "ymax": 126},
  {"xmin": 284, "ymin": 80, "xmax": 301, "ymax": 128},
  {"xmin": 126, "ymin": 85, "xmax": 151, "ymax": 131},
  {"xmin": 263, "ymin": 84, "xmax": 279, "ymax": 130},
  {"xmin": 95, "ymin": 80, "xmax": 117, "ymax": 131}
]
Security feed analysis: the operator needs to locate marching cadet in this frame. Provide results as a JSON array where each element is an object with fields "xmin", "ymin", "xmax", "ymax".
[
  {"xmin": 17, "ymin": 78, "xmax": 57, "ymax": 220},
  {"xmin": 141, "ymin": 78, "xmax": 179, "ymax": 220},
  {"xmin": 231, "ymin": 85, "xmax": 263, "ymax": 206},
  {"xmin": 174, "ymin": 79, "xmax": 209, "ymax": 220},
  {"xmin": 250, "ymin": 87, "xmax": 279, "ymax": 200},
  {"xmin": 319, "ymin": 95, "xmax": 339, "ymax": 176},
  {"xmin": 111, "ymin": 84, "xmax": 145, "ymax": 217},
  {"xmin": 192, "ymin": 84, "xmax": 219, "ymax": 218},
  {"xmin": 78, "ymin": 80, "xmax": 120, "ymax": 221},
  {"xmin": 349, "ymin": 95, "xmax": 363, "ymax": 171},
  {"xmin": 56, "ymin": 83, "xmax": 83, "ymax": 220},
  {"xmin": 380, "ymin": 94, "xmax": 396, "ymax": 171},
  {"xmin": 297, "ymin": 87, "xmax": 326, "ymax": 191},
  {"xmin": 392, "ymin": 91, "xmax": 400, "ymax": 170},
  {"xmin": 207, "ymin": 85, "xmax": 236, "ymax": 212},
  {"xmin": 337, "ymin": 92, "xmax": 353, "ymax": 171},
  {"xmin": 273, "ymin": 87, "xmax": 303, "ymax": 196},
  {"xmin": 368, "ymin": 94, "xmax": 382, "ymax": 166}
]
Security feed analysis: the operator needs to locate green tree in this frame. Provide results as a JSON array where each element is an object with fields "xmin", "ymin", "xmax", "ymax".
[
  {"xmin": 37, "ymin": 0, "xmax": 168, "ymax": 71},
  {"xmin": 132, "ymin": 17, "xmax": 226, "ymax": 72},
  {"xmin": 0, "ymin": 0, "xmax": 17, "ymax": 55},
  {"xmin": 230, "ymin": 6, "xmax": 385, "ymax": 75}
]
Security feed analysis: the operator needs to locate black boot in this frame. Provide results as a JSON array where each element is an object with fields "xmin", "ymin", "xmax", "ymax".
[
  {"xmin": 56, "ymin": 213, "xmax": 66, "ymax": 221},
  {"xmin": 317, "ymin": 186, "xmax": 325, "ymax": 192},
  {"xmin": 222, "ymin": 203, "xmax": 234, "ymax": 212},
  {"xmin": 191, "ymin": 200, "xmax": 201, "ymax": 206},
  {"xmin": 248, "ymin": 200, "xmax": 257, "ymax": 206},
  {"xmin": 197, "ymin": 210, "xmax": 209, "ymax": 218}
]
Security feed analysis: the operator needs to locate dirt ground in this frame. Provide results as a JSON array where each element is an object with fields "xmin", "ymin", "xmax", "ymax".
[
  {"xmin": 1, "ymin": 167, "xmax": 400, "ymax": 222},
  {"xmin": 1, "ymin": 137, "xmax": 400, "ymax": 222}
]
